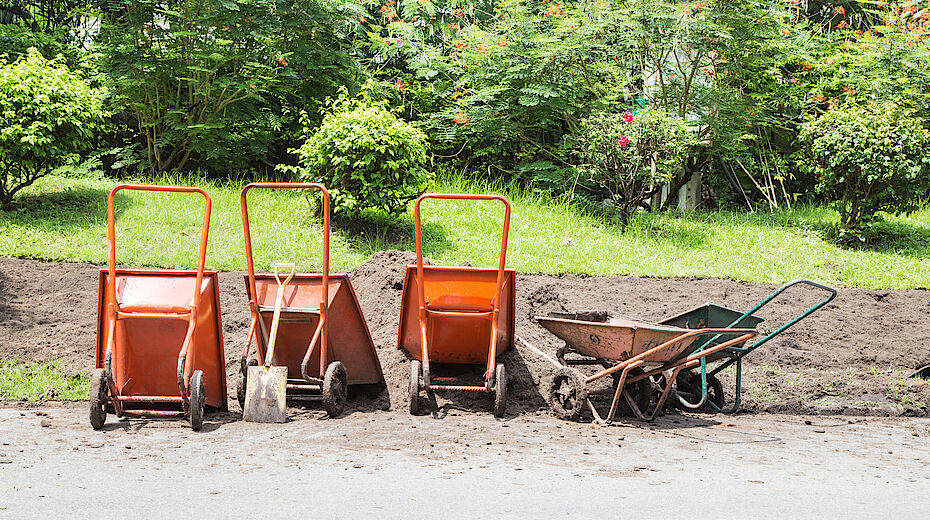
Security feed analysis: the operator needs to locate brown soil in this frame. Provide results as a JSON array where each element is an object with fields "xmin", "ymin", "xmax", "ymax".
[{"xmin": 1, "ymin": 253, "xmax": 928, "ymax": 417}]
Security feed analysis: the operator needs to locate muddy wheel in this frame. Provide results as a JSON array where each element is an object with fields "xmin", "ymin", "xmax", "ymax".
[
  {"xmin": 493, "ymin": 363, "xmax": 507, "ymax": 418},
  {"xmin": 706, "ymin": 374, "xmax": 725, "ymax": 410},
  {"xmin": 89, "ymin": 368, "xmax": 108, "ymax": 430},
  {"xmin": 323, "ymin": 361, "xmax": 348, "ymax": 418},
  {"xmin": 408, "ymin": 360, "xmax": 421, "ymax": 415},
  {"xmin": 547, "ymin": 368, "xmax": 587, "ymax": 421},
  {"xmin": 236, "ymin": 358, "xmax": 258, "ymax": 411},
  {"xmin": 189, "ymin": 370, "xmax": 206, "ymax": 431}
]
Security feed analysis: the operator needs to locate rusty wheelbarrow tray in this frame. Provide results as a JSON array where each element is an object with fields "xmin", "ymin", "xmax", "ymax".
[
  {"xmin": 398, "ymin": 193, "xmax": 515, "ymax": 417},
  {"xmin": 537, "ymin": 313, "xmax": 756, "ymax": 423},
  {"xmin": 659, "ymin": 279, "xmax": 837, "ymax": 413},
  {"xmin": 91, "ymin": 185, "xmax": 227, "ymax": 431},
  {"xmin": 238, "ymin": 183, "xmax": 384, "ymax": 418}
]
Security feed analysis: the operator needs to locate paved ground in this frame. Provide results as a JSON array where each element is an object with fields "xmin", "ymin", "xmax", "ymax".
[{"xmin": 0, "ymin": 406, "xmax": 928, "ymax": 518}]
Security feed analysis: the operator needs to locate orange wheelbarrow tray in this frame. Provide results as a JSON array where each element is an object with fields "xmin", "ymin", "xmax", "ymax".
[
  {"xmin": 397, "ymin": 193, "xmax": 515, "ymax": 417},
  {"xmin": 238, "ymin": 183, "xmax": 384, "ymax": 418},
  {"xmin": 90, "ymin": 185, "xmax": 226, "ymax": 432},
  {"xmin": 536, "ymin": 312, "xmax": 756, "ymax": 423}
]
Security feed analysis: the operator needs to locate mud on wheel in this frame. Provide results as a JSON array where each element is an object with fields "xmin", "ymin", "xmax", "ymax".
[
  {"xmin": 408, "ymin": 360, "xmax": 421, "ymax": 415},
  {"xmin": 673, "ymin": 371, "xmax": 725, "ymax": 411},
  {"xmin": 493, "ymin": 363, "xmax": 507, "ymax": 418},
  {"xmin": 323, "ymin": 361, "xmax": 348, "ymax": 418},
  {"xmin": 89, "ymin": 368, "xmax": 108, "ymax": 430},
  {"xmin": 236, "ymin": 358, "xmax": 258, "ymax": 411},
  {"xmin": 189, "ymin": 370, "xmax": 206, "ymax": 432},
  {"xmin": 547, "ymin": 368, "xmax": 587, "ymax": 421}
]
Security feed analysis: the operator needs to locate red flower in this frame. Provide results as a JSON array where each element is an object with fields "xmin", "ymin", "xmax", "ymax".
[
  {"xmin": 452, "ymin": 8, "xmax": 464, "ymax": 19},
  {"xmin": 617, "ymin": 135, "xmax": 630, "ymax": 147},
  {"xmin": 453, "ymin": 112, "xmax": 469, "ymax": 124},
  {"xmin": 695, "ymin": 2, "xmax": 706, "ymax": 9},
  {"xmin": 498, "ymin": 38, "xmax": 508, "ymax": 46},
  {"xmin": 834, "ymin": 6, "xmax": 846, "ymax": 16},
  {"xmin": 278, "ymin": 57, "xmax": 287, "ymax": 66},
  {"xmin": 478, "ymin": 44, "xmax": 488, "ymax": 54},
  {"xmin": 623, "ymin": 111, "xmax": 634, "ymax": 123},
  {"xmin": 813, "ymin": 94, "xmax": 825, "ymax": 102}
]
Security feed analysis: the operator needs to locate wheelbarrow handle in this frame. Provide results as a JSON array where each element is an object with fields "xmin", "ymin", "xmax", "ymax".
[
  {"xmin": 107, "ymin": 184, "xmax": 212, "ymax": 314},
  {"xmin": 240, "ymin": 183, "xmax": 330, "ymax": 374},
  {"xmin": 735, "ymin": 278, "xmax": 837, "ymax": 352},
  {"xmin": 413, "ymin": 193, "xmax": 512, "ymax": 310}
]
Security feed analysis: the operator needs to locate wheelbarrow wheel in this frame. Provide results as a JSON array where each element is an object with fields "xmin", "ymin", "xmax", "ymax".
[
  {"xmin": 323, "ymin": 361, "xmax": 348, "ymax": 418},
  {"xmin": 236, "ymin": 358, "xmax": 258, "ymax": 411},
  {"xmin": 493, "ymin": 363, "xmax": 507, "ymax": 418},
  {"xmin": 189, "ymin": 370, "xmax": 206, "ymax": 432},
  {"xmin": 408, "ymin": 360, "xmax": 421, "ymax": 415},
  {"xmin": 89, "ymin": 368, "xmax": 108, "ymax": 430},
  {"xmin": 706, "ymin": 374, "xmax": 725, "ymax": 410},
  {"xmin": 548, "ymin": 368, "xmax": 587, "ymax": 421}
]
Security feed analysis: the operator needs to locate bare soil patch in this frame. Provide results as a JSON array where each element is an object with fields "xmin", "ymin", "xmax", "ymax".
[{"xmin": 1, "ymin": 253, "xmax": 927, "ymax": 417}]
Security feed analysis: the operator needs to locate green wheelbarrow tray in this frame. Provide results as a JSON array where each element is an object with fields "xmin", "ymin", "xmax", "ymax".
[
  {"xmin": 659, "ymin": 303, "xmax": 765, "ymax": 364},
  {"xmin": 660, "ymin": 278, "xmax": 837, "ymax": 413}
]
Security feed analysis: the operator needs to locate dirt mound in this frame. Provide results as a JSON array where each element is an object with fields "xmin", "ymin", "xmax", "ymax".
[{"xmin": 1, "ymin": 255, "xmax": 928, "ymax": 417}]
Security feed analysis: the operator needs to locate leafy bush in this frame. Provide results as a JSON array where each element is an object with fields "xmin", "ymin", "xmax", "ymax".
[
  {"xmin": 800, "ymin": 102, "xmax": 930, "ymax": 233},
  {"xmin": 96, "ymin": 0, "xmax": 361, "ymax": 176},
  {"xmin": 0, "ymin": 49, "xmax": 105, "ymax": 209},
  {"xmin": 570, "ymin": 108, "xmax": 693, "ymax": 228},
  {"xmin": 295, "ymin": 99, "xmax": 430, "ymax": 216}
]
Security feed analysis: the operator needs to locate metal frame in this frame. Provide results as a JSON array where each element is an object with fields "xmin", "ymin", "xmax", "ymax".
[
  {"xmin": 102, "ymin": 184, "xmax": 212, "ymax": 419},
  {"xmin": 240, "ymin": 182, "xmax": 331, "ymax": 396},
  {"xmin": 557, "ymin": 328, "xmax": 757, "ymax": 423},
  {"xmin": 675, "ymin": 279, "xmax": 837, "ymax": 413},
  {"xmin": 414, "ymin": 193, "xmax": 511, "ymax": 394}
]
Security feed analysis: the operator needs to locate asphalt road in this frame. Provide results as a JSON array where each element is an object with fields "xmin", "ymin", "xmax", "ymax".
[{"xmin": 0, "ymin": 406, "xmax": 927, "ymax": 518}]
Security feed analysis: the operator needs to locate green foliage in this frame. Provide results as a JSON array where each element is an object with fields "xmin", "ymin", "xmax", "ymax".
[
  {"xmin": 0, "ymin": 359, "xmax": 89, "ymax": 401},
  {"xmin": 295, "ymin": 98, "xmax": 431, "ymax": 216},
  {"xmin": 800, "ymin": 101, "xmax": 930, "ymax": 233},
  {"xmin": 96, "ymin": 0, "xmax": 361, "ymax": 176},
  {"xmin": 0, "ymin": 48, "xmax": 105, "ymax": 209},
  {"xmin": 570, "ymin": 108, "xmax": 694, "ymax": 228}
]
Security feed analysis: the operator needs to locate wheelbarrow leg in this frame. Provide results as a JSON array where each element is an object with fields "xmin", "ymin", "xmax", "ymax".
[
  {"xmin": 707, "ymin": 357, "xmax": 743, "ymax": 414},
  {"xmin": 626, "ymin": 366, "xmax": 685, "ymax": 421}
]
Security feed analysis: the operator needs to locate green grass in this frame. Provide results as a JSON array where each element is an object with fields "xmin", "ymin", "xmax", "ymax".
[
  {"xmin": 0, "ymin": 173, "xmax": 928, "ymax": 288},
  {"xmin": 0, "ymin": 359, "xmax": 89, "ymax": 401}
]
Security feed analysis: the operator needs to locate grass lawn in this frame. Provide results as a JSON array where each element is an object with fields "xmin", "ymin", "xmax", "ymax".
[
  {"xmin": 0, "ymin": 173, "xmax": 927, "ymax": 289},
  {"xmin": 0, "ymin": 359, "xmax": 88, "ymax": 401}
]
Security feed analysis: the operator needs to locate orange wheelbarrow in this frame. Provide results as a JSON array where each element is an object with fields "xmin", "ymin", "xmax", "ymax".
[
  {"xmin": 90, "ymin": 185, "xmax": 227, "ymax": 431},
  {"xmin": 397, "ymin": 193, "xmax": 516, "ymax": 417},
  {"xmin": 238, "ymin": 183, "xmax": 384, "ymax": 418}
]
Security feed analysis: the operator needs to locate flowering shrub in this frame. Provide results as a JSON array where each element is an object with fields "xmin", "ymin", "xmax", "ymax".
[
  {"xmin": 800, "ymin": 102, "xmax": 930, "ymax": 233},
  {"xmin": 570, "ymin": 108, "xmax": 693, "ymax": 228},
  {"xmin": 295, "ymin": 98, "xmax": 430, "ymax": 216}
]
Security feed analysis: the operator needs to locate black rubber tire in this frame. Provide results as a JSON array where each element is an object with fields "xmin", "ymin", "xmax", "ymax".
[
  {"xmin": 706, "ymin": 374, "xmax": 725, "ymax": 410},
  {"xmin": 408, "ymin": 360, "xmax": 421, "ymax": 415},
  {"xmin": 189, "ymin": 370, "xmax": 205, "ymax": 432},
  {"xmin": 547, "ymin": 368, "xmax": 587, "ymax": 421},
  {"xmin": 674, "ymin": 371, "xmax": 724, "ymax": 412},
  {"xmin": 493, "ymin": 363, "xmax": 507, "ymax": 418},
  {"xmin": 236, "ymin": 358, "xmax": 258, "ymax": 411},
  {"xmin": 89, "ymin": 368, "xmax": 108, "ymax": 430},
  {"xmin": 322, "ymin": 361, "xmax": 348, "ymax": 418}
]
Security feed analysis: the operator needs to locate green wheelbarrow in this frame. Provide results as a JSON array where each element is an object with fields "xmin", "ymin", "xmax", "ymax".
[{"xmin": 659, "ymin": 279, "xmax": 837, "ymax": 413}]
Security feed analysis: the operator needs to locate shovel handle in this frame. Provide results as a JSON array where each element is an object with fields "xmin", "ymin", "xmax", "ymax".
[{"xmin": 264, "ymin": 263, "xmax": 296, "ymax": 369}]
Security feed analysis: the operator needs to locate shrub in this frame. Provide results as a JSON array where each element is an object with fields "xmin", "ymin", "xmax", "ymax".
[
  {"xmin": 295, "ymin": 99, "xmax": 430, "ymax": 216},
  {"xmin": 0, "ymin": 49, "xmax": 105, "ymax": 209},
  {"xmin": 570, "ymin": 108, "xmax": 693, "ymax": 229},
  {"xmin": 800, "ymin": 102, "xmax": 930, "ymax": 234}
]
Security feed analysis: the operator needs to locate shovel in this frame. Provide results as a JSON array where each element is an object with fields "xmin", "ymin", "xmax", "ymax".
[{"xmin": 243, "ymin": 263, "xmax": 296, "ymax": 423}]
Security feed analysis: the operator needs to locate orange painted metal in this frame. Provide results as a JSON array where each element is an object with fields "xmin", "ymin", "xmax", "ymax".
[
  {"xmin": 95, "ymin": 184, "xmax": 227, "ymax": 417},
  {"xmin": 397, "ymin": 193, "xmax": 514, "ymax": 393},
  {"xmin": 240, "ymin": 183, "xmax": 383, "ymax": 388}
]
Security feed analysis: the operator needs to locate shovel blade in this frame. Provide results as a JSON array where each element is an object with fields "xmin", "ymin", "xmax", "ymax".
[{"xmin": 243, "ymin": 365, "xmax": 288, "ymax": 423}]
